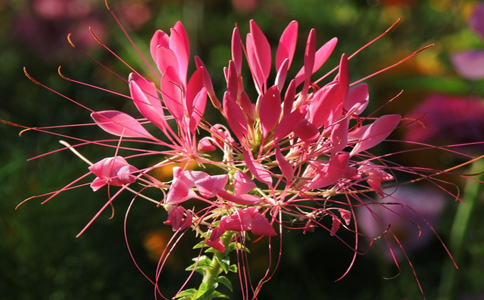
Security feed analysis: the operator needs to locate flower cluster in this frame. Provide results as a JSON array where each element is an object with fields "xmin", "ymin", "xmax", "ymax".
[{"xmin": 15, "ymin": 10, "xmax": 477, "ymax": 299}]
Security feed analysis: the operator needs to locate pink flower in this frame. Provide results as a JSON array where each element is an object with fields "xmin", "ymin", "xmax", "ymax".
[
  {"xmin": 17, "ymin": 13, "xmax": 477, "ymax": 300},
  {"xmin": 89, "ymin": 156, "xmax": 138, "ymax": 191}
]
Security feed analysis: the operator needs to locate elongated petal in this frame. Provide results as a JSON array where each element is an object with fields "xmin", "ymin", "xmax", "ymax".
[
  {"xmin": 258, "ymin": 85, "xmax": 282, "ymax": 139},
  {"xmin": 231, "ymin": 27, "xmax": 243, "ymax": 74},
  {"xmin": 335, "ymin": 54, "xmax": 349, "ymax": 102},
  {"xmin": 155, "ymin": 45, "xmax": 178, "ymax": 76},
  {"xmin": 195, "ymin": 174, "xmax": 228, "ymax": 198},
  {"xmin": 219, "ymin": 190, "xmax": 261, "ymax": 205},
  {"xmin": 189, "ymin": 87, "xmax": 207, "ymax": 133},
  {"xmin": 276, "ymin": 145, "xmax": 293, "ymax": 183},
  {"xmin": 304, "ymin": 29, "xmax": 316, "ymax": 86},
  {"xmin": 170, "ymin": 22, "xmax": 190, "ymax": 84},
  {"xmin": 283, "ymin": 79, "xmax": 296, "ymax": 117},
  {"xmin": 305, "ymin": 153, "xmax": 349, "ymax": 190},
  {"xmin": 129, "ymin": 73, "xmax": 168, "ymax": 134},
  {"xmin": 150, "ymin": 29, "xmax": 169, "ymax": 63},
  {"xmin": 233, "ymin": 171, "xmax": 256, "ymax": 195},
  {"xmin": 309, "ymin": 81, "xmax": 343, "ymax": 129},
  {"xmin": 275, "ymin": 58, "xmax": 289, "ymax": 91},
  {"xmin": 276, "ymin": 21, "xmax": 298, "ymax": 72},
  {"xmin": 330, "ymin": 117, "xmax": 349, "ymax": 154},
  {"xmin": 223, "ymin": 92, "xmax": 248, "ymax": 142},
  {"xmin": 251, "ymin": 213, "xmax": 276, "ymax": 236},
  {"xmin": 294, "ymin": 37, "xmax": 338, "ymax": 86},
  {"xmin": 242, "ymin": 149, "xmax": 272, "ymax": 185},
  {"xmin": 345, "ymin": 83, "xmax": 369, "ymax": 115},
  {"xmin": 350, "ymin": 114, "xmax": 401, "ymax": 156},
  {"xmin": 274, "ymin": 105, "xmax": 306, "ymax": 142},
  {"xmin": 249, "ymin": 20, "xmax": 271, "ymax": 88},
  {"xmin": 91, "ymin": 110, "xmax": 155, "ymax": 139},
  {"xmin": 161, "ymin": 66, "xmax": 184, "ymax": 121},
  {"xmin": 293, "ymin": 119, "xmax": 319, "ymax": 142}
]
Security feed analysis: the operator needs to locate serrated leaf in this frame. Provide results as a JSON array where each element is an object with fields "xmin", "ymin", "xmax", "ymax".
[
  {"xmin": 193, "ymin": 283, "xmax": 218, "ymax": 300},
  {"xmin": 215, "ymin": 276, "xmax": 233, "ymax": 292},
  {"xmin": 174, "ymin": 288, "xmax": 197, "ymax": 299},
  {"xmin": 214, "ymin": 255, "xmax": 230, "ymax": 274},
  {"xmin": 210, "ymin": 291, "xmax": 230, "ymax": 299},
  {"xmin": 186, "ymin": 257, "xmax": 212, "ymax": 275},
  {"xmin": 228, "ymin": 264, "xmax": 238, "ymax": 273},
  {"xmin": 227, "ymin": 242, "xmax": 250, "ymax": 253},
  {"xmin": 193, "ymin": 240, "xmax": 207, "ymax": 249}
]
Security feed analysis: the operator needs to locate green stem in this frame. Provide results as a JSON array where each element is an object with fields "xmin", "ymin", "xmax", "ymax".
[
  {"xmin": 438, "ymin": 159, "xmax": 484, "ymax": 300},
  {"xmin": 200, "ymin": 231, "xmax": 234, "ymax": 296}
]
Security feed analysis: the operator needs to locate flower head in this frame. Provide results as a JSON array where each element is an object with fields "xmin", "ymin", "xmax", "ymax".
[{"xmin": 12, "ymin": 8, "xmax": 482, "ymax": 299}]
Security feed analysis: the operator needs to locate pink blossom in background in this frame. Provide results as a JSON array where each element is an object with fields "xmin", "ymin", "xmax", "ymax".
[
  {"xmin": 358, "ymin": 186, "xmax": 446, "ymax": 261},
  {"xmin": 405, "ymin": 93, "xmax": 484, "ymax": 149},
  {"xmin": 469, "ymin": 3, "xmax": 484, "ymax": 40},
  {"xmin": 451, "ymin": 3, "xmax": 484, "ymax": 80}
]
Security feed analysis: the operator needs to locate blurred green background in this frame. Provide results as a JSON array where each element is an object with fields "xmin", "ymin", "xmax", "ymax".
[{"xmin": 1, "ymin": 0, "xmax": 484, "ymax": 299}]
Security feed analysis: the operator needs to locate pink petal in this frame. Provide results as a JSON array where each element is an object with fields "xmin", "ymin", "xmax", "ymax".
[
  {"xmin": 161, "ymin": 66, "xmax": 184, "ymax": 121},
  {"xmin": 150, "ymin": 29, "xmax": 169, "ymax": 63},
  {"xmin": 251, "ymin": 213, "xmax": 276, "ymax": 236},
  {"xmin": 242, "ymin": 149, "xmax": 272, "ymax": 185},
  {"xmin": 227, "ymin": 60, "xmax": 239, "ymax": 99},
  {"xmin": 275, "ymin": 58, "xmax": 289, "ymax": 91},
  {"xmin": 345, "ymin": 83, "xmax": 369, "ymax": 115},
  {"xmin": 334, "ymin": 54, "xmax": 349, "ymax": 102},
  {"xmin": 350, "ymin": 114, "xmax": 401, "ymax": 156},
  {"xmin": 169, "ymin": 22, "xmax": 190, "ymax": 84},
  {"xmin": 195, "ymin": 174, "xmax": 228, "ymax": 198},
  {"xmin": 219, "ymin": 191, "xmax": 262, "ymax": 205},
  {"xmin": 129, "ymin": 73, "xmax": 168, "ymax": 134},
  {"xmin": 91, "ymin": 110, "xmax": 155, "ymax": 139},
  {"xmin": 195, "ymin": 57, "xmax": 221, "ymax": 109},
  {"xmin": 330, "ymin": 117, "xmax": 349, "ymax": 154},
  {"xmin": 223, "ymin": 92, "xmax": 248, "ymax": 142},
  {"xmin": 303, "ymin": 29, "xmax": 316, "ymax": 86},
  {"xmin": 89, "ymin": 156, "xmax": 138, "ymax": 191},
  {"xmin": 294, "ymin": 37, "xmax": 338, "ymax": 86},
  {"xmin": 258, "ymin": 85, "xmax": 282, "ymax": 139},
  {"xmin": 305, "ymin": 153, "xmax": 349, "ymax": 190},
  {"xmin": 282, "ymin": 79, "xmax": 296, "ymax": 117},
  {"xmin": 189, "ymin": 87, "xmax": 207, "ymax": 133},
  {"xmin": 231, "ymin": 27, "xmax": 243, "ymax": 74},
  {"xmin": 198, "ymin": 137, "xmax": 217, "ymax": 152},
  {"xmin": 293, "ymin": 119, "xmax": 319, "ymax": 142},
  {"xmin": 233, "ymin": 171, "xmax": 256, "ymax": 195},
  {"xmin": 309, "ymin": 81, "xmax": 344, "ymax": 129},
  {"xmin": 276, "ymin": 21, "xmax": 298, "ymax": 72},
  {"xmin": 249, "ymin": 20, "xmax": 271, "ymax": 89},
  {"xmin": 154, "ymin": 45, "xmax": 179, "ymax": 77},
  {"xmin": 275, "ymin": 145, "xmax": 294, "ymax": 183},
  {"xmin": 246, "ymin": 33, "xmax": 265, "ymax": 94},
  {"xmin": 330, "ymin": 214, "xmax": 341, "ymax": 236},
  {"xmin": 338, "ymin": 208, "xmax": 351, "ymax": 226},
  {"xmin": 274, "ymin": 106, "xmax": 306, "ymax": 142}
]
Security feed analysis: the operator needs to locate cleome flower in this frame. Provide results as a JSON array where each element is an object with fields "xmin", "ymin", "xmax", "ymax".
[{"xmin": 11, "ymin": 4, "xmax": 484, "ymax": 299}]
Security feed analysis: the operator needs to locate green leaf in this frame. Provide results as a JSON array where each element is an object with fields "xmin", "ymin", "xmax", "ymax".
[
  {"xmin": 215, "ymin": 276, "xmax": 233, "ymax": 292},
  {"xmin": 228, "ymin": 264, "xmax": 238, "ymax": 273},
  {"xmin": 227, "ymin": 242, "xmax": 250, "ymax": 253},
  {"xmin": 193, "ymin": 240, "xmax": 207, "ymax": 249},
  {"xmin": 214, "ymin": 255, "xmax": 230, "ymax": 274},
  {"xmin": 209, "ymin": 291, "xmax": 230, "ymax": 299},
  {"xmin": 186, "ymin": 256, "xmax": 212, "ymax": 275},
  {"xmin": 174, "ymin": 288, "xmax": 197, "ymax": 299}
]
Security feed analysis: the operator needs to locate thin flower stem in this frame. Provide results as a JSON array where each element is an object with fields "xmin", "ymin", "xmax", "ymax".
[
  {"xmin": 438, "ymin": 159, "xmax": 484, "ymax": 300},
  {"xmin": 200, "ymin": 231, "xmax": 234, "ymax": 296}
]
